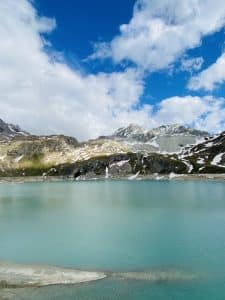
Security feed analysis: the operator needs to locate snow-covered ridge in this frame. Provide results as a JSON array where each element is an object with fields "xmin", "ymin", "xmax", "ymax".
[
  {"xmin": 0, "ymin": 119, "xmax": 29, "ymax": 140},
  {"xmin": 211, "ymin": 153, "xmax": 224, "ymax": 166},
  {"xmin": 113, "ymin": 123, "xmax": 146, "ymax": 138},
  {"xmin": 113, "ymin": 123, "xmax": 209, "ymax": 139},
  {"xmin": 111, "ymin": 123, "xmax": 209, "ymax": 153},
  {"xmin": 0, "ymin": 118, "xmax": 224, "ymax": 178},
  {"xmin": 148, "ymin": 124, "xmax": 208, "ymax": 137},
  {"xmin": 177, "ymin": 131, "xmax": 225, "ymax": 171}
]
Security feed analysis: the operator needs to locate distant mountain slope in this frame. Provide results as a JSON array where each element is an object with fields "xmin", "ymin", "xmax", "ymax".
[
  {"xmin": 110, "ymin": 123, "xmax": 209, "ymax": 153},
  {"xmin": 113, "ymin": 124, "xmax": 208, "ymax": 139},
  {"xmin": 177, "ymin": 131, "xmax": 225, "ymax": 173},
  {"xmin": 0, "ymin": 119, "xmax": 29, "ymax": 141},
  {"xmin": 0, "ymin": 118, "xmax": 224, "ymax": 178}
]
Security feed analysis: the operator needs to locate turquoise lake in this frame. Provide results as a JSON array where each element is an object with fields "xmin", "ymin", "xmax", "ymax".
[{"xmin": 0, "ymin": 180, "xmax": 225, "ymax": 299}]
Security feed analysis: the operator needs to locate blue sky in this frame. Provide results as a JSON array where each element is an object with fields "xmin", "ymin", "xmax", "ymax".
[
  {"xmin": 1, "ymin": 0, "xmax": 225, "ymax": 139},
  {"xmin": 36, "ymin": 0, "xmax": 225, "ymax": 102},
  {"xmin": 36, "ymin": 0, "xmax": 136, "ymax": 59},
  {"xmin": 38, "ymin": 0, "xmax": 225, "ymax": 100}
]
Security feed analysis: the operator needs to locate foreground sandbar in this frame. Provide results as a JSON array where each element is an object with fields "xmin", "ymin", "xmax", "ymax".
[
  {"xmin": 0, "ymin": 262, "xmax": 106, "ymax": 287},
  {"xmin": 0, "ymin": 261, "xmax": 201, "ymax": 289}
]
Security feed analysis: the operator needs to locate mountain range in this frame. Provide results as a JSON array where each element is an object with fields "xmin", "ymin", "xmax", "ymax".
[{"xmin": 0, "ymin": 119, "xmax": 224, "ymax": 178}]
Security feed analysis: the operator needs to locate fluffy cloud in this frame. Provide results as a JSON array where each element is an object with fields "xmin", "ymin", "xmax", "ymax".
[
  {"xmin": 91, "ymin": 0, "xmax": 225, "ymax": 72},
  {"xmin": 0, "ymin": 0, "xmax": 151, "ymax": 140},
  {"xmin": 154, "ymin": 96, "xmax": 225, "ymax": 133},
  {"xmin": 188, "ymin": 53, "xmax": 225, "ymax": 90},
  {"xmin": 180, "ymin": 56, "xmax": 204, "ymax": 73},
  {"xmin": 0, "ymin": 0, "xmax": 225, "ymax": 140}
]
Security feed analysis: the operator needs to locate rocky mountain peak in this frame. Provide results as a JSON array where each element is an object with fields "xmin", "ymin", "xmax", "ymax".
[
  {"xmin": 113, "ymin": 123, "xmax": 209, "ymax": 140},
  {"xmin": 109, "ymin": 123, "xmax": 210, "ymax": 153},
  {"xmin": 0, "ymin": 118, "xmax": 29, "ymax": 140},
  {"xmin": 113, "ymin": 123, "xmax": 145, "ymax": 138},
  {"xmin": 148, "ymin": 124, "xmax": 209, "ymax": 137},
  {"xmin": 0, "ymin": 119, "xmax": 224, "ymax": 178}
]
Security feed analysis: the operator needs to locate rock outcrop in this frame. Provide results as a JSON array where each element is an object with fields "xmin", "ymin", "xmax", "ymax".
[
  {"xmin": 0, "ymin": 118, "xmax": 224, "ymax": 178},
  {"xmin": 110, "ymin": 123, "xmax": 209, "ymax": 153},
  {"xmin": 0, "ymin": 119, "xmax": 29, "ymax": 141}
]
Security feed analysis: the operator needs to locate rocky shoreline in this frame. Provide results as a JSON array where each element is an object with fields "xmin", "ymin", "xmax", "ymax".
[{"xmin": 0, "ymin": 173, "xmax": 225, "ymax": 184}]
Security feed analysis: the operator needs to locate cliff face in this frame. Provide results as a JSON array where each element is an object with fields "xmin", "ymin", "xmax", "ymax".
[
  {"xmin": 0, "ymin": 119, "xmax": 29, "ymax": 141},
  {"xmin": 0, "ymin": 119, "xmax": 224, "ymax": 178},
  {"xmin": 110, "ymin": 123, "xmax": 209, "ymax": 153}
]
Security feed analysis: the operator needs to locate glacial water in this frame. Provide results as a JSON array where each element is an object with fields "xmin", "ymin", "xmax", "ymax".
[{"xmin": 0, "ymin": 180, "xmax": 225, "ymax": 299}]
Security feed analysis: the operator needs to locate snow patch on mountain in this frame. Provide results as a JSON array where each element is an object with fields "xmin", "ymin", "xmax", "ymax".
[
  {"xmin": 110, "ymin": 159, "xmax": 130, "ymax": 168},
  {"xmin": 211, "ymin": 153, "xmax": 225, "ymax": 168},
  {"xmin": 0, "ymin": 119, "xmax": 29, "ymax": 140},
  {"xmin": 112, "ymin": 124, "xmax": 209, "ymax": 153}
]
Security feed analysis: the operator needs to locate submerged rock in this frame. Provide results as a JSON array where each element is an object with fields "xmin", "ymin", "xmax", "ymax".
[{"xmin": 115, "ymin": 270, "xmax": 199, "ymax": 282}]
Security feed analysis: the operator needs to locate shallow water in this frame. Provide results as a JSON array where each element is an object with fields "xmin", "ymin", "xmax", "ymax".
[
  {"xmin": 4, "ymin": 277, "xmax": 225, "ymax": 300},
  {"xmin": 0, "ymin": 180, "xmax": 225, "ymax": 299}
]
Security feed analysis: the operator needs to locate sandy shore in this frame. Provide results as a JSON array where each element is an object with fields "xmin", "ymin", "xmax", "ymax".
[
  {"xmin": 0, "ymin": 173, "xmax": 225, "ymax": 184},
  {"xmin": 0, "ymin": 262, "xmax": 106, "ymax": 288}
]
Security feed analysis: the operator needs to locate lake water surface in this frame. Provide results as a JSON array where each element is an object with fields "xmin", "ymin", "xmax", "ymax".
[{"xmin": 0, "ymin": 180, "xmax": 225, "ymax": 299}]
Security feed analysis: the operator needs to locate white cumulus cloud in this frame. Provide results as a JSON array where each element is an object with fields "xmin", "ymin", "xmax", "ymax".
[
  {"xmin": 154, "ymin": 96, "xmax": 225, "ymax": 133},
  {"xmin": 0, "ymin": 0, "xmax": 225, "ymax": 139},
  {"xmin": 91, "ymin": 0, "xmax": 225, "ymax": 72},
  {"xmin": 188, "ymin": 52, "xmax": 225, "ymax": 90},
  {"xmin": 180, "ymin": 56, "xmax": 204, "ymax": 73},
  {"xmin": 0, "ymin": 0, "xmax": 152, "ymax": 140}
]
